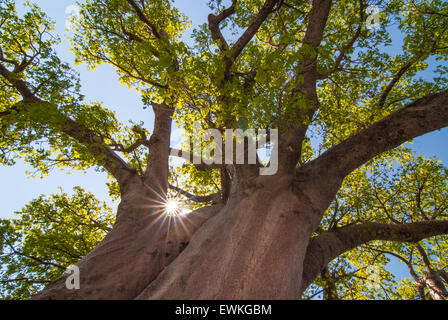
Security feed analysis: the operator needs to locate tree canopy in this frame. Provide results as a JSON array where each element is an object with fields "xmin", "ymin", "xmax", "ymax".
[
  {"xmin": 0, "ymin": 187, "xmax": 114, "ymax": 299},
  {"xmin": 1, "ymin": 0, "xmax": 448, "ymax": 300}
]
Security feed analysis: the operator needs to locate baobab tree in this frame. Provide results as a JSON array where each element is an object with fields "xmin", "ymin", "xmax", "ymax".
[{"xmin": 1, "ymin": 0, "xmax": 448, "ymax": 299}]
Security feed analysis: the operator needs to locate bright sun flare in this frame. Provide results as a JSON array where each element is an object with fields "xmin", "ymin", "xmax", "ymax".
[{"xmin": 165, "ymin": 199, "xmax": 181, "ymax": 216}]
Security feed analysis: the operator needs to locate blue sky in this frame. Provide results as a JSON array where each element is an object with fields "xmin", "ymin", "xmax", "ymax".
[
  {"xmin": 1, "ymin": 0, "xmax": 447, "ymax": 293},
  {"xmin": 0, "ymin": 0, "xmax": 211, "ymax": 218}
]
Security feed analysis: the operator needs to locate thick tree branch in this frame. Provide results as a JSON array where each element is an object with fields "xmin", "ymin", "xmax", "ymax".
[
  {"xmin": 292, "ymin": 0, "xmax": 333, "ymax": 93},
  {"xmin": 301, "ymin": 90, "xmax": 448, "ymax": 194},
  {"xmin": 0, "ymin": 63, "xmax": 137, "ymax": 187},
  {"xmin": 0, "ymin": 64, "xmax": 37, "ymax": 102},
  {"xmin": 208, "ymin": 0, "xmax": 237, "ymax": 51},
  {"xmin": 416, "ymin": 244, "xmax": 433, "ymax": 269},
  {"xmin": 302, "ymin": 0, "xmax": 333, "ymax": 49},
  {"xmin": 423, "ymin": 269, "xmax": 448, "ymax": 300},
  {"xmin": 301, "ymin": 220, "xmax": 448, "ymax": 292},
  {"xmin": 230, "ymin": 0, "xmax": 281, "ymax": 61},
  {"xmin": 143, "ymin": 102, "xmax": 174, "ymax": 193},
  {"xmin": 277, "ymin": 0, "xmax": 332, "ymax": 170}
]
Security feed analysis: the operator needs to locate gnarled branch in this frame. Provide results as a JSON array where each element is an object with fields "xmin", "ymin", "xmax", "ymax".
[
  {"xmin": 230, "ymin": 0, "xmax": 281, "ymax": 61},
  {"xmin": 0, "ymin": 62, "xmax": 137, "ymax": 187},
  {"xmin": 301, "ymin": 219, "xmax": 448, "ymax": 292},
  {"xmin": 208, "ymin": 0, "xmax": 237, "ymax": 50},
  {"xmin": 301, "ymin": 89, "xmax": 448, "ymax": 197}
]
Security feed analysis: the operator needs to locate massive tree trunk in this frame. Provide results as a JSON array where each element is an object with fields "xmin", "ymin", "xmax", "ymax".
[
  {"xmin": 33, "ymin": 172, "xmax": 327, "ymax": 300},
  {"xmin": 137, "ymin": 175, "xmax": 321, "ymax": 299}
]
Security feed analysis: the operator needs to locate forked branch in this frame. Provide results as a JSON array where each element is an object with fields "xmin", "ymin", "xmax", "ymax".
[{"xmin": 301, "ymin": 219, "xmax": 448, "ymax": 292}]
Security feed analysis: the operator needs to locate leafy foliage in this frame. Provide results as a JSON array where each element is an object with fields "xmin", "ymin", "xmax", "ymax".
[
  {"xmin": 1, "ymin": 0, "xmax": 448, "ymax": 300},
  {"xmin": 304, "ymin": 155, "xmax": 448, "ymax": 300},
  {"xmin": 0, "ymin": 187, "xmax": 114, "ymax": 300}
]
